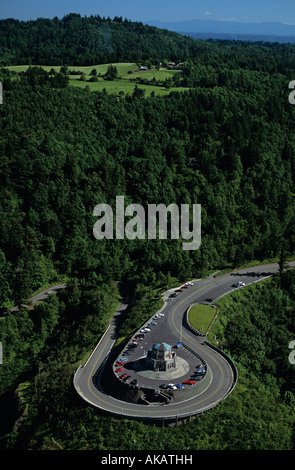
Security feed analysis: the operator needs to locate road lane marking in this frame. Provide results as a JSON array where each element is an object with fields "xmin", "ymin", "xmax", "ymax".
[
  {"xmin": 77, "ymin": 265, "xmax": 290, "ymax": 416},
  {"xmin": 82, "ymin": 275, "xmax": 235, "ymax": 416}
]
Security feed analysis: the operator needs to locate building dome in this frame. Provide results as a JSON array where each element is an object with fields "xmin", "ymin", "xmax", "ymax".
[
  {"xmin": 153, "ymin": 342, "xmax": 171, "ymax": 352},
  {"xmin": 146, "ymin": 342, "xmax": 176, "ymax": 371}
]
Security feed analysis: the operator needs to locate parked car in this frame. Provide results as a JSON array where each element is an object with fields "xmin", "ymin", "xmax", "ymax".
[
  {"xmin": 168, "ymin": 383, "xmax": 177, "ymax": 389},
  {"xmin": 175, "ymin": 289, "xmax": 183, "ymax": 292},
  {"xmin": 176, "ymin": 383, "xmax": 184, "ymax": 389},
  {"xmin": 183, "ymin": 380, "xmax": 196, "ymax": 385},
  {"xmin": 116, "ymin": 367, "xmax": 124, "ymax": 373},
  {"xmin": 193, "ymin": 372, "xmax": 204, "ymax": 378},
  {"xmin": 185, "ymin": 282, "xmax": 193, "ymax": 286},
  {"xmin": 130, "ymin": 379, "xmax": 137, "ymax": 386},
  {"xmin": 120, "ymin": 374, "xmax": 128, "ymax": 379}
]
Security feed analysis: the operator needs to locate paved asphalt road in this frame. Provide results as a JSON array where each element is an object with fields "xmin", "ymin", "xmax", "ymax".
[
  {"xmin": 74, "ymin": 261, "xmax": 295, "ymax": 421},
  {"xmin": 9, "ymin": 283, "xmax": 67, "ymax": 312}
]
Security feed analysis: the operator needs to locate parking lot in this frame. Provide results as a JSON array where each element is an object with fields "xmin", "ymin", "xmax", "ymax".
[{"xmin": 112, "ymin": 308, "xmax": 207, "ymax": 391}]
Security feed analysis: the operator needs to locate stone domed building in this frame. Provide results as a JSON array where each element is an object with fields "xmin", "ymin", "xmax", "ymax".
[{"xmin": 146, "ymin": 342, "xmax": 176, "ymax": 371}]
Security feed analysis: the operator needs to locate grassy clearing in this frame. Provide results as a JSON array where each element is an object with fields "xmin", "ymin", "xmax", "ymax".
[
  {"xmin": 7, "ymin": 63, "xmax": 189, "ymax": 97},
  {"xmin": 70, "ymin": 77, "xmax": 187, "ymax": 97},
  {"xmin": 188, "ymin": 304, "xmax": 217, "ymax": 334}
]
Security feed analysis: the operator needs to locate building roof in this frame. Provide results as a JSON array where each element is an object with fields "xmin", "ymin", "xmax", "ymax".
[{"xmin": 152, "ymin": 342, "xmax": 171, "ymax": 351}]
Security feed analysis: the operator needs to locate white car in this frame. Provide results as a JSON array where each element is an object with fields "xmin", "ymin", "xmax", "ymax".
[
  {"xmin": 168, "ymin": 383, "xmax": 177, "ymax": 390},
  {"xmin": 237, "ymin": 281, "xmax": 245, "ymax": 287},
  {"xmin": 144, "ymin": 327, "xmax": 151, "ymax": 332},
  {"xmin": 185, "ymin": 282, "xmax": 193, "ymax": 286}
]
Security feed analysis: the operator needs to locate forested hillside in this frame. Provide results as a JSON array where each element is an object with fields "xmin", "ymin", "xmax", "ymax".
[
  {"xmin": 0, "ymin": 15, "xmax": 295, "ymax": 450},
  {"xmin": 1, "ymin": 13, "xmax": 295, "ymax": 72},
  {"xmin": 1, "ymin": 269, "xmax": 295, "ymax": 450},
  {"xmin": 0, "ymin": 13, "xmax": 203, "ymax": 66},
  {"xmin": 0, "ymin": 58, "xmax": 295, "ymax": 309}
]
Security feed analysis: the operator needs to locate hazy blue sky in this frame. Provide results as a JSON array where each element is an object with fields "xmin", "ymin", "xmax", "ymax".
[{"xmin": 1, "ymin": 0, "xmax": 295, "ymax": 24}]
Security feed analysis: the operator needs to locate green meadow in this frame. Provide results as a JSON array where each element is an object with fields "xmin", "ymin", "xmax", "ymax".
[
  {"xmin": 7, "ymin": 62, "xmax": 189, "ymax": 97},
  {"xmin": 188, "ymin": 304, "xmax": 217, "ymax": 334}
]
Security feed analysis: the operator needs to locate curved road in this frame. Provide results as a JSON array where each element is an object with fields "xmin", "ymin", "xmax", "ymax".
[
  {"xmin": 74, "ymin": 262, "xmax": 295, "ymax": 421},
  {"xmin": 9, "ymin": 283, "xmax": 67, "ymax": 312}
]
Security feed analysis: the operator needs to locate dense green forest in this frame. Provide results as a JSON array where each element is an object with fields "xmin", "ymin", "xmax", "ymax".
[
  {"xmin": 0, "ymin": 15, "xmax": 295, "ymax": 450},
  {"xmin": 1, "ymin": 13, "xmax": 295, "ymax": 73},
  {"xmin": 0, "ymin": 13, "xmax": 208, "ymax": 66},
  {"xmin": 0, "ymin": 60, "xmax": 295, "ymax": 309},
  {"xmin": 1, "ymin": 270, "xmax": 294, "ymax": 450}
]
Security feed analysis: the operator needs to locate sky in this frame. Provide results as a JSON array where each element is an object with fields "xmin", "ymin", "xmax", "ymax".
[{"xmin": 1, "ymin": 0, "xmax": 295, "ymax": 25}]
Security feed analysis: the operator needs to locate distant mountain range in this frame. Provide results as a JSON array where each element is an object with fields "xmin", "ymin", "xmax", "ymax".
[{"xmin": 146, "ymin": 19, "xmax": 295, "ymax": 43}]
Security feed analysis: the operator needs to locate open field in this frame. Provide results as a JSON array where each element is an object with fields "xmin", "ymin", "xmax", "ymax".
[{"xmin": 7, "ymin": 62, "xmax": 189, "ymax": 97}]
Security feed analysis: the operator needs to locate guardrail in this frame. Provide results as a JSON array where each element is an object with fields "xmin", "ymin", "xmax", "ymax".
[
  {"xmin": 73, "ymin": 282, "xmax": 240, "ymax": 420},
  {"xmin": 184, "ymin": 305, "xmax": 238, "ymax": 400},
  {"xmin": 213, "ymin": 274, "xmax": 274, "ymax": 303}
]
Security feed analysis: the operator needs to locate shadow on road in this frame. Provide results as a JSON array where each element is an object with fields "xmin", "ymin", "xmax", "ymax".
[{"xmin": 230, "ymin": 271, "xmax": 276, "ymax": 278}]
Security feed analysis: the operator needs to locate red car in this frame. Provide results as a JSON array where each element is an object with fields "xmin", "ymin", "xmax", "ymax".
[
  {"xmin": 181, "ymin": 286, "xmax": 189, "ymax": 289},
  {"xmin": 183, "ymin": 380, "xmax": 196, "ymax": 385},
  {"xmin": 120, "ymin": 374, "xmax": 128, "ymax": 379},
  {"xmin": 116, "ymin": 367, "xmax": 124, "ymax": 373},
  {"xmin": 175, "ymin": 289, "xmax": 183, "ymax": 292}
]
